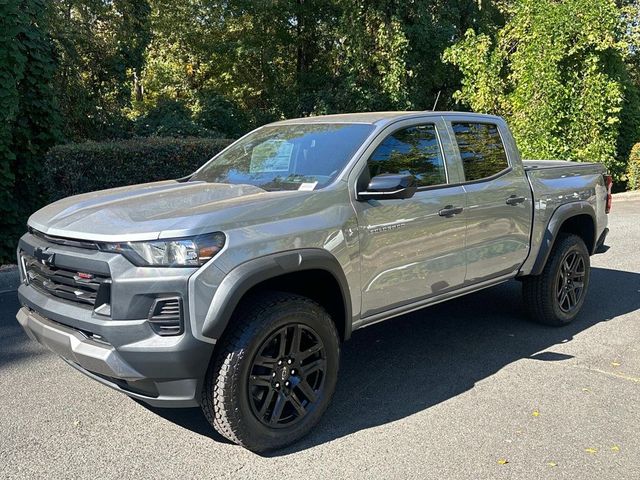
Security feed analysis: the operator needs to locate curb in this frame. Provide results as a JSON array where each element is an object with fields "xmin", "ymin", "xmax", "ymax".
[
  {"xmin": 0, "ymin": 267, "xmax": 20, "ymax": 294},
  {"xmin": 612, "ymin": 191, "xmax": 640, "ymax": 202}
]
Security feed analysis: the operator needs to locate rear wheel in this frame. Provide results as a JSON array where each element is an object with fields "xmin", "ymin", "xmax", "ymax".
[
  {"xmin": 522, "ymin": 234, "xmax": 590, "ymax": 326},
  {"xmin": 201, "ymin": 292, "xmax": 340, "ymax": 452}
]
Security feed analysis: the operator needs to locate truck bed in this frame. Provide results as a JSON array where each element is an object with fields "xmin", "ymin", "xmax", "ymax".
[
  {"xmin": 520, "ymin": 158, "xmax": 607, "ymax": 275},
  {"xmin": 523, "ymin": 159, "xmax": 602, "ymax": 171}
]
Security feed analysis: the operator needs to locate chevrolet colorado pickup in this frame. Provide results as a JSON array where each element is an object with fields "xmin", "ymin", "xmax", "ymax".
[{"xmin": 16, "ymin": 112, "xmax": 611, "ymax": 451}]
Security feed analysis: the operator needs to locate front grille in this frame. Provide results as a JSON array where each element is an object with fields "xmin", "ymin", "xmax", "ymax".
[
  {"xmin": 29, "ymin": 228, "xmax": 100, "ymax": 250},
  {"xmin": 22, "ymin": 254, "xmax": 111, "ymax": 308}
]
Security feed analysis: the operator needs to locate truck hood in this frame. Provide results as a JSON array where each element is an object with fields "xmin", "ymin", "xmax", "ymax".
[{"xmin": 28, "ymin": 180, "xmax": 300, "ymax": 242}]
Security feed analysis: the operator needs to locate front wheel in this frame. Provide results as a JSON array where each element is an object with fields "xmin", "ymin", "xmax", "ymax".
[
  {"xmin": 201, "ymin": 292, "xmax": 340, "ymax": 452},
  {"xmin": 522, "ymin": 234, "xmax": 591, "ymax": 326}
]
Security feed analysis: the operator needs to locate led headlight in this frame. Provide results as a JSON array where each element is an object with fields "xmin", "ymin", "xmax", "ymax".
[{"xmin": 101, "ymin": 232, "xmax": 225, "ymax": 267}]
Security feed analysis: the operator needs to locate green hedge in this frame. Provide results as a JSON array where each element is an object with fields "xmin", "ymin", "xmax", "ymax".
[
  {"xmin": 627, "ymin": 143, "xmax": 640, "ymax": 191},
  {"xmin": 43, "ymin": 136, "xmax": 234, "ymax": 201}
]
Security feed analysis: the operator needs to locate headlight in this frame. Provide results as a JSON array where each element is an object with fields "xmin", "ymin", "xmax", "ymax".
[{"xmin": 101, "ymin": 232, "xmax": 225, "ymax": 267}]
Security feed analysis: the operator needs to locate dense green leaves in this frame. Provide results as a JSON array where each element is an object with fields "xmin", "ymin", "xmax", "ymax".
[
  {"xmin": 444, "ymin": 0, "xmax": 640, "ymax": 181},
  {"xmin": 0, "ymin": 0, "xmax": 639, "ymax": 263},
  {"xmin": 48, "ymin": 0, "xmax": 152, "ymax": 140},
  {"xmin": 137, "ymin": 0, "xmax": 499, "ymax": 127},
  {"xmin": 627, "ymin": 143, "xmax": 640, "ymax": 190},
  {"xmin": 0, "ymin": 0, "xmax": 61, "ymax": 261}
]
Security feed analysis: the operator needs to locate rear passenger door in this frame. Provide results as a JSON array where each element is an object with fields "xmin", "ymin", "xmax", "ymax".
[{"xmin": 445, "ymin": 117, "xmax": 532, "ymax": 284}]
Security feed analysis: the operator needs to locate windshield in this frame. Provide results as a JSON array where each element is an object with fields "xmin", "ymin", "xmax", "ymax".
[{"xmin": 190, "ymin": 123, "xmax": 374, "ymax": 191}]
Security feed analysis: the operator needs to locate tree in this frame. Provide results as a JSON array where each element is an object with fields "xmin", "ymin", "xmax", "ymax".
[
  {"xmin": 0, "ymin": 0, "xmax": 62, "ymax": 260},
  {"xmin": 49, "ymin": 0, "xmax": 152, "ymax": 140},
  {"xmin": 139, "ymin": 0, "xmax": 500, "ymax": 130},
  {"xmin": 444, "ymin": 0, "xmax": 636, "ymax": 181},
  {"xmin": 327, "ymin": 0, "xmax": 503, "ymax": 113}
]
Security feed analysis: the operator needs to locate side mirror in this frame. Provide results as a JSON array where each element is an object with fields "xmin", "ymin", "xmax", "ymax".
[{"xmin": 357, "ymin": 174, "xmax": 417, "ymax": 201}]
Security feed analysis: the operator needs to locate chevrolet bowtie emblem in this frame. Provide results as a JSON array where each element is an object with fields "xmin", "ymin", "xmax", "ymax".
[{"xmin": 34, "ymin": 248, "xmax": 55, "ymax": 267}]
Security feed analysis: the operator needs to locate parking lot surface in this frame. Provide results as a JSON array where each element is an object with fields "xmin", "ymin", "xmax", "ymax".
[{"xmin": 1, "ymin": 199, "xmax": 638, "ymax": 479}]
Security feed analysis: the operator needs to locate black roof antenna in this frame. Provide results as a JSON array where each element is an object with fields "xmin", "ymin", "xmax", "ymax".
[{"xmin": 432, "ymin": 90, "xmax": 441, "ymax": 111}]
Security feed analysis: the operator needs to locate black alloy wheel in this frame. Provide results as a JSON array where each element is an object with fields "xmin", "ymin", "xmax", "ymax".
[
  {"xmin": 522, "ymin": 233, "xmax": 591, "ymax": 326},
  {"xmin": 248, "ymin": 323, "xmax": 326, "ymax": 427},
  {"xmin": 556, "ymin": 250, "xmax": 586, "ymax": 313}
]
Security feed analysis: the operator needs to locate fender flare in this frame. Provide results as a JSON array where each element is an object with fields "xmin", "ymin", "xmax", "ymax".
[
  {"xmin": 529, "ymin": 201, "xmax": 597, "ymax": 276},
  {"xmin": 201, "ymin": 249, "xmax": 353, "ymax": 341}
]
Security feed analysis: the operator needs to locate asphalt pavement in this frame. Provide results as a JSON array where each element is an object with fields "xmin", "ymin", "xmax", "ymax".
[{"xmin": 1, "ymin": 200, "xmax": 638, "ymax": 479}]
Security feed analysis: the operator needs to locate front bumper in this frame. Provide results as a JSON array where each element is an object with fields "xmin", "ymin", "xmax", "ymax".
[
  {"xmin": 17, "ymin": 234, "xmax": 231, "ymax": 407},
  {"xmin": 17, "ymin": 306, "xmax": 144, "ymax": 380},
  {"xmin": 16, "ymin": 301, "xmax": 213, "ymax": 407},
  {"xmin": 15, "ymin": 230, "xmax": 220, "ymax": 407}
]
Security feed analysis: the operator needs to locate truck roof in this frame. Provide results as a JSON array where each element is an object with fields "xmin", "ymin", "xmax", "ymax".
[{"xmin": 272, "ymin": 111, "xmax": 503, "ymax": 127}]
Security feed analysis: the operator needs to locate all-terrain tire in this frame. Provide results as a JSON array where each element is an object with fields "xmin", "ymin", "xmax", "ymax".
[
  {"xmin": 522, "ymin": 234, "xmax": 591, "ymax": 326},
  {"xmin": 201, "ymin": 291, "xmax": 340, "ymax": 452}
]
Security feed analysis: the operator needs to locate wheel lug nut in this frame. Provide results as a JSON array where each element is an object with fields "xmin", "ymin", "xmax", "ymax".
[
  {"xmin": 272, "ymin": 372, "xmax": 276, "ymax": 377},
  {"xmin": 275, "ymin": 382, "xmax": 280, "ymax": 388},
  {"xmin": 290, "ymin": 369, "xmax": 295, "ymax": 375},
  {"xmin": 287, "ymin": 359, "xmax": 292, "ymax": 365},
  {"xmin": 285, "ymin": 381, "xmax": 290, "ymax": 387},
  {"xmin": 278, "ymin": 360, "xmax": 283, "ymax": 366}
]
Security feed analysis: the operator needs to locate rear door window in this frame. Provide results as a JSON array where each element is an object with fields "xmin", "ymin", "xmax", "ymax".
[{"xmin": 451, "ymin": 122, "xmax": 509, "ymax": 181}]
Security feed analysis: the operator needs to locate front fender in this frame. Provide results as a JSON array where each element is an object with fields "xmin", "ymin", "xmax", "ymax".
[{"xmin": 197, "ymin": 249, "xmax": 352, "ymax": 341}]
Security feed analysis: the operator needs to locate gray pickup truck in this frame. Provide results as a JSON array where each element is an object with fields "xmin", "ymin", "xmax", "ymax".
[{"xmin": 16, "ymin": 112, "xmax": 611, "ymax": 451}]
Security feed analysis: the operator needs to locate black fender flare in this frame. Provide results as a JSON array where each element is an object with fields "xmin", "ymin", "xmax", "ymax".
[
  {"xmin": 201, "ymin": 249, "xmax": 353, "ymax": 341},
  {"xmin": 529, "ymin": 201, "xmax": 597, "ymax": 276}
]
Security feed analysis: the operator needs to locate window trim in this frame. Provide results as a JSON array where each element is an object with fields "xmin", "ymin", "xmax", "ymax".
[
  {"xmin": 438, "ymin": 166, "xmax": 513, "ymax": 189},
  {"xmin": 364, "ymin": 122, "xmax": 450, "ymax": 191},
  {"xmin": 449, "ymin": 120, "xmax": 512, "ymax": 184}
]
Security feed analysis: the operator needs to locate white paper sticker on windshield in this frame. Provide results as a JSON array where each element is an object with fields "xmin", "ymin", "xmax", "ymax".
[
  {"xmin": 298, "ymin": 182, "xmax": 318, "ymax": 191},
  {"xmin": 250, "ymin": 139, "xmax": 293, "ymax": 173}
]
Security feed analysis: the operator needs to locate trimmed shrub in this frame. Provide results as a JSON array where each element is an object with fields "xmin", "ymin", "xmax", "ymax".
[
  {"xmin": 627, "ymin": 143, "xmax": 640, "ymax": 190},
  {"xmin": 43, "ymin": 136, "xmax": 234, "ymax": 201}
]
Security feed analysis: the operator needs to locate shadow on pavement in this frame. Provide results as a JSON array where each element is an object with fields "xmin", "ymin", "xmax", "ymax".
[
  {"xmin": 281, "ymin": 266, "xmax": 640, "ymax": 455},
  {"xmin": 3, "ymin": 267, "xmax": 639, "ymax": 454},
  {"xmin": 140, "ymin": 266, "xmax": 640, "ymax": 455},
  {"xmin": 0, "ymin": 291, "xmax": 48, "ymax": 369},
  {"xmin": 138, "ymin": 401, "xmax": 234, "ymax": 445}
]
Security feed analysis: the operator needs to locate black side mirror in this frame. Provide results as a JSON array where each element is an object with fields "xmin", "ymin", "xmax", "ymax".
[{"xmin": 357, "ymin": 173, "xmax": 417, "ymax": 201}]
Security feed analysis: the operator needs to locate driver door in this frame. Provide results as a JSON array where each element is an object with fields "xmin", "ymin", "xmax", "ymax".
[{"xmin": 351, "ymin": 119, "xmax": 467, "ymax": 318}]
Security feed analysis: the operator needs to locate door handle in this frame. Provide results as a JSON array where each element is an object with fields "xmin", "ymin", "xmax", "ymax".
[
  {"xmin": 506, "ymin": 195, "xmax": 526, "ymax": 206},
  {"xmin": 438, "ymin": 205, "xmax": 464, "ymax": 217}
]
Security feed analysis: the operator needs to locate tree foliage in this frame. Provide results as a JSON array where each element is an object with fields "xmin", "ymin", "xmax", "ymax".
[
  {"xmin": 1, "ymin": 0, "xmax": 639, "ymax": 263},
  {"xmin": 627, "ymin": 142, "xmax": 640, "ymax": 190},
  {"xmin": 49, "ymin": 0, "xmax": 152, "ymax": 140},
  {"xmin": 0, "ymin": 0, "xmax": 61, "ymax": 261},
  {"xmin": 444, "ymin": 0, "xmax": 640, "ymax": 180},
  {"xmin": 138, "ymin": 0, "xmax": 500, "ymax": 130}
]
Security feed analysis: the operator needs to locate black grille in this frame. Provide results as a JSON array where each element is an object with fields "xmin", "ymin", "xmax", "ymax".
[
  {"xmin": 29, "ymin": 228, "xmax": 100, "ymax": 250},
  {"xmin": 22, "ymin": 254, "xmax": 111, "ymax": 308}
]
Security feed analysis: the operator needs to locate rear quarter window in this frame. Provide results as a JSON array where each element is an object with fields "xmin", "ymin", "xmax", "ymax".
[{"xmin": 452, "ymin": 122, "xmax": 509, "ymax": 182}]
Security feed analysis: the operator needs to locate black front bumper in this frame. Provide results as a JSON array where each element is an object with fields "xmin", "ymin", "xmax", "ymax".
[{"xmin": 17, "ymin": 288, "xmax": 214, "ymax": 407}]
